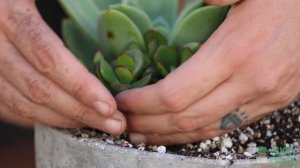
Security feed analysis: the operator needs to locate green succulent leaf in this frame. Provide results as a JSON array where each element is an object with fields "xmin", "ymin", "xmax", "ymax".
[
  {"xmin": 59, "ymin": 0, "xmax": 100, "ymax": 43},
  {"xmin": 171, "ymin": 6, "xmax": 229, "ymax": 46},
  {"xmin": 125, "ymin": 48, "xmax": 148, "ymax": 78},
  {"xmin": 94, "ymin": 0, "xmax": 121, "ymax": 10},
  {"xmin": 94, "ymin": 51, "xmax": 105, "ymax": 64},
  {"xmin": 97, "ymin": 9, "xmax": 145, "ymax": 59},
  {"xmin": 100, "ymin": 59, "xmax": 120, "ymax": 85},
  {"xmin": 154, "ymin": 46, "xmax": 179, "ymax": 74},
  {"xmin": 62, "ymin": 19, "xmax": 98, "ymax": 71},
  {"xmin": 110, "ymin": 83, "xmax": 128, "ymax": 94},
  {"xmin": 110, "ymin": 4, "xmax": 152, "ymax": 33},
  {"xmin": 129, "ymin": 74, "xmax": 152, "ymax": 89},
  {"xmin": 180, "ymin": 47, "xmax": 193, "ymax": 63},
  {"xmin": 156, "ymin": 61, "xmax": 169, "ymax": 77},
  {"xmin": 143, "ymin": 30, "xmax": 168, "ymax": 55},
  {"xmin": 176, "ymin": 0, "xmax": 204, "ymax": 26},
  {"xmin": 116, "ymin": 54, "xmax": 135, "ymax": 71},
  {"xmin": 115, "ymin": 66, "xmax": 134, "ymax": 84},
  {"xmin": 184, "ymin": 42, "xmax": 201, "ymax": 53}
]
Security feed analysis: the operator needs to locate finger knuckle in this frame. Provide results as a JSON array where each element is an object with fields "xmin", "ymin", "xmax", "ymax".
[
  {"xmin": 72, "ymin": 81, "xmax": 87, "ymax": 100},
  {"xmin": 254, "ymin": 75, "xmax": 279, "ymax": 94},
  {"xmin": 156, "ymin": 81, "xmax": 184, "ymax": 112},
  {"xmin": 75, "ymin": 105, "xmax": 91, "ymax": 122},
  {"xmin": 12, "ymin": 100, "xmax": 34, "ymax": 119},
  {"xmin": 33, "ymin": 43, "xmax": 59, "ymax": 74},
  {"xmin": 27, "ymin": 79, "xmax": 51, "ymax": 104},
  {"xmin": 175, "ymin": 117, "xmax": 198, "ymax": 132}
]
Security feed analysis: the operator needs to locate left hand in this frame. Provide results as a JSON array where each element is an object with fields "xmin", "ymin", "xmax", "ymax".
[{"xmin": 116, "ymin": 0, "xmax": 300, "ymax": 145}]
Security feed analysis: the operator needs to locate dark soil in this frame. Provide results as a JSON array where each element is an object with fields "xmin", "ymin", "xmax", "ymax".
[{"xmin": 68, "ymin": 101, "xmax": 300, "ymax": 162}]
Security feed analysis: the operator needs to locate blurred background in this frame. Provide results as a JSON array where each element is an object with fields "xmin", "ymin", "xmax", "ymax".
[{"xmin": 0, "ymin": 1, "xmax": 65, "ymax": 167}]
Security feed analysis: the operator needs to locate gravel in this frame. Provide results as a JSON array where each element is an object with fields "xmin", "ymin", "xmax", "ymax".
[{"xmin": 69, "ymin": 100, "xmax": 300, "ymax": 162}]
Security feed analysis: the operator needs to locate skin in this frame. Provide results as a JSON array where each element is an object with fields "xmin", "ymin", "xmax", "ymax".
[
  {"xmin": 116, "ymin": 0, "xmax": 300, "ymax": 145},
  {"xmin": 0, "ymin": 0, "xmax": 126, "ymax": 135}
]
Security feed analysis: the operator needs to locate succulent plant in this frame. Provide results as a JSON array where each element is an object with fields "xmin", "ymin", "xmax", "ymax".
[{"xmin": 59, "ymin": 0, "xmax": 228, "ymax": 94}]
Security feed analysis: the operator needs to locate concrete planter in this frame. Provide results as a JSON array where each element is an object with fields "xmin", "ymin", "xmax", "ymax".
[{"xmin": 35, "ymin": 125, "xmax": 299, "ymax": 168}]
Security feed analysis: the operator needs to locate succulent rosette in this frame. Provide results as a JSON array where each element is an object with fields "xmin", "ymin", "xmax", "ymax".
[{"xmin": 59, "ymin": 0, "xmax": 228, "ymax": 94}]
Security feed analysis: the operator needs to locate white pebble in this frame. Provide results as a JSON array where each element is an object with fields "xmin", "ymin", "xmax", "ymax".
[
  {"xmin": 157, "ymin": 146, "xmax": 167, "ymax": 153},
  {"xmin": 225, "ymin": 155, "xmax": 233, "ymax": 160},
  {"xmin": 200, "ymin": 142, "xmax": 208, "ymax": 149},
  {"xmin": 213, "ymin": 136, "xmax": 220, "ymax": 142},
  {"xmin": 128, "ymin": 144, "xmax": 133, "ymax": 148},
  {"xmin": 266, "ymin": 130, "xmax": 272, "ymax": 137},
  {"xmin": 298, "ymin": 115, "xmax": 300, "ymax": 122},
  {"xmin": 239, "ymin": 133, "xmax": 248, "ymax": 143},
  {"xmin": 222, "ymin": 138, "xmax": 233, "ymax": 148},
  {"xmin": 221, "ymin": 146, "xmax": 228, "ymax": 153},
  {"xmin": 105, "ymin": 139, "xmax": 114, "ymax": 144},
  {"xmin": 244, "ymin": 152, "xmax": 253, "ymax": 157},
  {"xmin": 205, "ymin": 140, "xmax": 212, "ymax": 145},
  {"xmin": 138, "ymin": 147, "xmax": 145, "ymax": 151}
]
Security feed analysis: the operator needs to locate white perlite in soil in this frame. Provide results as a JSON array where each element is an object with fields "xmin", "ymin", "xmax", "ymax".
[{"xmin": 69, "ymin": 101, "xmax": 300, "ymax": 161}]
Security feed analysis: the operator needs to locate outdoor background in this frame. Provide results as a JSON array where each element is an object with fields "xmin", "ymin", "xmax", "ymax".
[{"xmin": 0, "ymin": 1, "xmax": 65, "ymax": 167}]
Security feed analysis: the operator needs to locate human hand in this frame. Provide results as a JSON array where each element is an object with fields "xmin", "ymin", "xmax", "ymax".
[
  {"xmin": 116, "ymin": 0, "xmax": 300, "ymax": 144},
  {"xmin": 0, "ymin": 0, "xmax": 126, "ymax": 135}
]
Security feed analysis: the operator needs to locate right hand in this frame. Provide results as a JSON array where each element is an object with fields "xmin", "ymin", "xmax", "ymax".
[{"xmin": 0, "ymin": 0, "xmax": 126, "ymax": 135}]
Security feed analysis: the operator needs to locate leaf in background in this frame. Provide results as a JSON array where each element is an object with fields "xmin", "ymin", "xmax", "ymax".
[
  {"xmin": 62, "ymin": 19, "xmax": 98, "ymax": 71},
  {"xmin": 59, "ymin": 0, "xmax": 100, "ymax": 43},
  {"xmin": 94, "ymin": 0, "xmax": 121, "ymax": 10},
  {"xmin": 176, "ymin": 0, "xmax": 204, "ymax": 27},
  {"xmin": 97, "ymin": 9, "xmax": 145, "ymax": 59},
  {"xmin": 171, "ymin": 6, "xmax": 229, "ymax": 46},
  {"xmin": 111, "ymin": 5, "xmax": 152, "ymax": 33}
]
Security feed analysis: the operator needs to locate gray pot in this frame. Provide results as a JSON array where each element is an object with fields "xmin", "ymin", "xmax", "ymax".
[{"xmin": 35, "ymin": 125, "xmax": 300, "ymax": 168}]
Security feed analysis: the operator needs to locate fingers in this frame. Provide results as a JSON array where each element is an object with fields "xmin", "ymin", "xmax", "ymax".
[
  {"xmin": 0, "ymin": 102, "xmax": 34, "ymax": 128},
  {"xmin": 1, "ymin": 1, "xmax": 116, "ymax": 116},
  {"xmin": 204, "ymin": 0, "xmax": 241, "ymax": 6},
  {"xmin": 0, "ymin": 35, "xmax": 126, "ymax": 135},
  {"xmin": 129, "ymin": 105, "xmax": 273, "ymax": 145},
  {"xmin": 117, "ymin": 30, "xmax": 235, "ymax": 115},
  {"xmin": 0, "ymin": 75, "xmax": 83, "ymax": 128},
  {"xmin": 126, "ymin": 80, "xmax": 256, "ymax": 134}
]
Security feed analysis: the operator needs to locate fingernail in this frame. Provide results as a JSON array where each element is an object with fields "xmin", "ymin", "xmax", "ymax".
[
  {"xmin": 94, "ymin": 101, "xmax": 111, "ymax": 116},
  {"xmin": 130, "ymin": 133, "xmax": 147, "ymax": 144},
  {"xmin": 105, "ymin": 119, "xmax": 122, "ymax": 134}
]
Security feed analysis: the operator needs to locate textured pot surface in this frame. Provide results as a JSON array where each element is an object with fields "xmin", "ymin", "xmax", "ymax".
[{"xmin": 35, "ymin": 125, "xmax": 299, "ymax": 168}]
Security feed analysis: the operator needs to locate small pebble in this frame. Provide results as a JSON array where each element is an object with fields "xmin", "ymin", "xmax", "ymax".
[
  {"xmin": 222, "ymin": 138, "xmax": 233, "ymax": 148},
  {"xmin": 239, "ymin": 133, "xmax": 248, "ymax": 144},
  {"xmin": 157, "ymin": 146, "xmax": 167, "ymax": 153},
  {"xmin": 243, "ymin": 152, "xmax": 253, "ymax": 158}
]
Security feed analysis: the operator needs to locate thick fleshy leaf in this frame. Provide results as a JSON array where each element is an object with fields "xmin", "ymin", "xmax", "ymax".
[
  {"xmin": 93, "ymin": 0, "xmax": 121, "ymax": 10},
  {"xmin": 176, "ymin": 0, "xmax": 204, "ymax": 26},
  {"xmin": 156, "ymin": 61, "xmax": 169, "ymax": 77},
  {"xmin": 110, "ymin": 83, "xmax": 128, "ymax": 94},
  {"xmin": 117, "ymin": 54, "xmax": 135, "ymax": 71},
  {"xmin": 97, "ymin": 9, "xmax": 145, "ymax": 59},
  {"xmin": 94, "ymin": 51, "xmax": 105, "ymax": 64},
  {"xmin": 125, "ymin": 48, "xmax": 148, "ymax": 77},
  {"xmin": 110, "ymin": 5, "xmax": 152, "ymax": 33},
  {"xmin": 154, "ymin": 46, "xmax": 179, "ymax": 73},
  {"xmin": 184, "ymin": 42, "xmax": 201, "ymax": 53},
  {"xmin": 62, "ymin": 19, "xmax": 98, "ymax": 71},
  {"xmin": 59, "ymin": 0, "xmax": 100, "ymax": 43},
  {"xmin": 115, "ymin": 66, "xmax": 134, "ymax": 84},
  {"xmin": 144, "ymin": 30, "xmax": 168, "ymax": 55},
  {"xmin": 152, "ymin": 17, "xmax": 171, "ymax": 38},
  {"xmin": 180, "ymin": 47, "xmax": 193, "ymax": 63},
  {"xmin": 171, "ymin": 6, "xmax": 229, "ymax": 46},
  {"xmin": 100, "ymin": 60, "xmax": 120, "ymax": 85},
  {"xmin": 130, "ymin": 74, "xmax": 152, "ymax": 88}
]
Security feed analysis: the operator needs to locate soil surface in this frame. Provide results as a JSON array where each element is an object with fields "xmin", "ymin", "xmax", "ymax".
[{"xmin": 69, "ymin": 101, "xmax": 300, "ymax": 162}]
